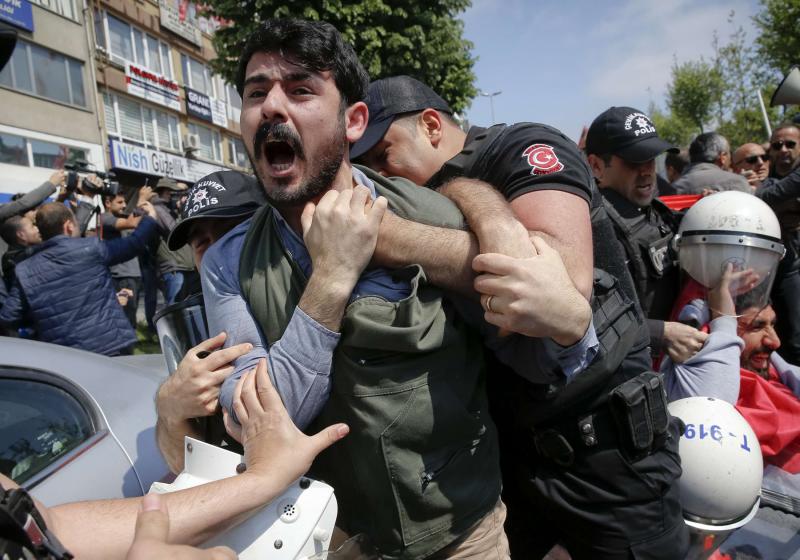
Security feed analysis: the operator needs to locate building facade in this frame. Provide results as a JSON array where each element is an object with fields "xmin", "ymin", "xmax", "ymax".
[{"xmin": 0, "ymin": 0, "xmax": 249, "ymax": 201}]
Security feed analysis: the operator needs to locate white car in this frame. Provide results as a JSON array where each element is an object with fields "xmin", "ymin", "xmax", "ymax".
[{"xmin": 0, "ymin": 336, "xmax": 170, "ymax": 506}]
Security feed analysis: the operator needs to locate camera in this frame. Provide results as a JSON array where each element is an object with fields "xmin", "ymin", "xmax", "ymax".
[{"xmin": 64, "ymin": 161, "xmax": 120, "ymax": 197}]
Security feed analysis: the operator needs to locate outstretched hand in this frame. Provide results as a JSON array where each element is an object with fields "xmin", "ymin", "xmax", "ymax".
[{"xmin": 230, "ymin": 359, "xmax": 349, "ymax": 484}]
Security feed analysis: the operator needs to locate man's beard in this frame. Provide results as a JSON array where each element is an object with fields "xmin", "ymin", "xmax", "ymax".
[
  {"xmin": 744, "ymin": 348, "xmax": 772, "ymax": 379},
  {"xmin": 249, "ymin": 120, "xmax": 347, "ymax": 207}
]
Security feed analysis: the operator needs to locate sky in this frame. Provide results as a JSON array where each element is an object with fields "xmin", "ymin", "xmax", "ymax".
[{"xmin": 460, "ymin": 0, "xmax": 762, "ymax": 142}]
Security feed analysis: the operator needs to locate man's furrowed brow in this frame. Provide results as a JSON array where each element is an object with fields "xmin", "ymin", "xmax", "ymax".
[
  {"xmin": 243, "ymin": 73, "xmax": 270, "ymax": 90},
  {"xmin": 243, "ymin": 70, "xmax": 319, "ymax": 92}
]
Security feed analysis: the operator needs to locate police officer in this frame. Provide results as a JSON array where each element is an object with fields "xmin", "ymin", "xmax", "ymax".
[
  {"xmin": 352, "ymin": 79, "xmax": 689, "ymax": 559},
  {"xmin": 585, "ymin": 107, "xmax": 708, "ymax": 363}
]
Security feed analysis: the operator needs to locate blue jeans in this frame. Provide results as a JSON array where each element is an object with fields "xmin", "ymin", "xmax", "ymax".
[{"xmin": 161, "ymin": 271, "xmax": 184, "ymax": 306}]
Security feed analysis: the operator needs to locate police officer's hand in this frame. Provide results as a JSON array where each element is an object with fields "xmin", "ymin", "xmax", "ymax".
[
  {"xmin": 231, "ymin": 359, "xmax": 350, "ymax": 484},
  {"xmin": 301, "ymin": 185, "xmax": 388, "ymax": 289},
  {"xmin": 157, "ymin": 332, "xmax": 252, "ymax": 421},
  {"xmin": 126, "ymin": 493, "xmax": 236, "ymax": 560},
  {"xmin": 663, "ymin": 321, "xmax": 708, "ymax": 363},
  {"xmin": 473, "ymin": 236, "xmax": 592, "ymax": 346}
]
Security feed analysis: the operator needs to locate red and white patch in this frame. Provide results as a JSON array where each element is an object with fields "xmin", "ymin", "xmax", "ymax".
[{"xmin": 522, "ymin": 144, "xmax": 564, "ymax": 175}]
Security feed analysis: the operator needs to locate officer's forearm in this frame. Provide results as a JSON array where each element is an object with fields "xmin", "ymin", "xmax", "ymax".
[
  {"xmin": 49, "ymin": 470, "xmax": 290, "ymax": 559},
  {"xmin": 374, "ymin": 211, "xmax": 478, "ymax": 298},
  {"xmin": 156, "ymin": 415, "xmax": 201, "ymax": 473},
  {"xmin": 438, "ymin": 177, "xmax": 534, "ymax": 258}
]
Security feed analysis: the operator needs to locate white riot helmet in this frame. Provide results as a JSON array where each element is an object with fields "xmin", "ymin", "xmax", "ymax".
[
  {"xmin": 675, "ymin": 191, "xmax": 785, "ymax": 315},
  {"xmin": 669, "ymin": 397, "xmax": 762, "ymax": 532}
]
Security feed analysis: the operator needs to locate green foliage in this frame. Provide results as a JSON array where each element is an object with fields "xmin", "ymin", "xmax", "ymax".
[
  {"xmin": 202, "ymin": 0, "xmax": 477, "ymax": 113},
  {"xmin": 753, "ymin": 0, "xmax": 800, "ymax": 76},
  {"xmin": 648, "ymin": 104, "xmax": 694, "ymax": 146},
  {"xmin": 656, "ymin": 4, "xmax": 796, "ymax": 149},
  {"xmin": 666, "ymin": 58, "xmax": 724, "ymax": 133}
]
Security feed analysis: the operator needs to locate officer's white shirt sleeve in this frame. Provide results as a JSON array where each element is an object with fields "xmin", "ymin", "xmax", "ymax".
[
  {"xmin": 660, "ymin": 314, "xmax": 742, "ymax": 404},
  {"xmin": 201, "ymin": 221, "xmax": 339, "ymax": 429}
]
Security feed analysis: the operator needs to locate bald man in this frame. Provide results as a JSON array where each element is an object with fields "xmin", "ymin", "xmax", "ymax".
[{"xmin": 732, "ymin": 143, "xmax": 770, "ymax": 190}]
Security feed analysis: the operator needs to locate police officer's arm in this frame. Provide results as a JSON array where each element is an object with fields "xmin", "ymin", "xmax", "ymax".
[
  {"xmin": 508, "ymin": 189, "xmax": 593, "ymax": 299},
  {"xmin": 13, "ymin": 361, "xmax": 349, "ymax": 560},
  {"xmin": 374, "ymin": 211, "xmax": 479, "ymax": 297},
  {"xmin": 436, "ymin": 178, "xmax": 591, "ymax": 345}
]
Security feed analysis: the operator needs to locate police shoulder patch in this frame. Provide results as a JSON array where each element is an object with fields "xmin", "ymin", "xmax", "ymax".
[{"xmin": 522, "ymin": 143, "xmax": 564, "ymax": 175}]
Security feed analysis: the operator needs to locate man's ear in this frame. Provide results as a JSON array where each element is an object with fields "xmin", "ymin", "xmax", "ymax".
[
  {"xmin": 344, "ymin": 101, "xmax": 369, "ymax": 143},
  {"xmin": 586, "ymin": 153, "xmax": 606, "ymax": 181},
  {"xmin": 63, "ymin": 219, "xmax": 77, "ymax": 237},
  {"xmin": 419, "ymin": 109, "xmax": 444, "ymax": 148}
]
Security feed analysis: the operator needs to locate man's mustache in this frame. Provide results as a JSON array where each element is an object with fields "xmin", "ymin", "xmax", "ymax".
[{"xmin": 253, "ymin": 122, "xmax": 305, "ymax": 161}]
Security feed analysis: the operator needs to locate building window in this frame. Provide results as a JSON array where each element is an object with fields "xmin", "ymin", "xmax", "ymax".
[
  {"xmin": 29, "ymin": 0, "xmax": 77, "ymax": 21},
  {"xmin": 225, "ymin": 83, "xmax": 241, "ymax": 123},
  {"xmin": 103, "ymin": 92, "xmax": 182, "ymax": 152},
  {"xmin": 0, "ymin": 132, "xmax": 87, "ymax": 169},
  {"xmin": 188, "ymin": 122, "xmax": 221, "ymax": 162},
  {"xmin": 180, "ymin": 54, "xmax": 213, "ymax": 96},
  {"xmin": 0, "ymin": 133, "xmax": 28, "ymax": 166},
  {"xmin": 227, "ymin": 137, "xmax": 249, "ymax": 169},
  {"xmin": 0, "ymin": 40, "xmax": 86, "ymax": 107},
  {"xmin": 95, "ymin": 11, "xmax": 173, "ymax": 79}
]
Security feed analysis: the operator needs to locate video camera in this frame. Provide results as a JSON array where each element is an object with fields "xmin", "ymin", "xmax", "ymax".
[{"xmin": 64, "ymin": 160, "xmax": 120, "ymax": 197}]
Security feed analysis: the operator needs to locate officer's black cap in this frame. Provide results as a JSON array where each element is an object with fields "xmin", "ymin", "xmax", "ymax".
[
  {"xmin": 0, "ymin": 25, "xmax": 17, "ymax": 73},
  {"xmin": 168, "ymin": 170, "xmax": 265, "ymax": 250},
  {"xmin": 350, "ymin": 76, "xmax": 452, "ymax": 160},
  {"xmin": 585, "ymin": 106, "xmax": 678, "ymax": 163}
]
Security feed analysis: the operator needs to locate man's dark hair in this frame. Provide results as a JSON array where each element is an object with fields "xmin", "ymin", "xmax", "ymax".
[
  {"xmin": 0, "ymin": 215, "xmax": 23, "ymax": 245},
  {"xmin": 665, "ymin": 149, "xmax": 689, "ymax": 174},
  {"xmin": 35, "ymin": 202, "xmax": 74, "ymax": 241},
  {"xmin": 689, "ymin": 132, "xmax": 729, "ymax": 163},
  {"xmin": 235, "ymin": 19, "xmax": 369, "ymax": 106},
  {"xmin": 772, "ymin": 122, "xmax": 800, "ymax": 137}
]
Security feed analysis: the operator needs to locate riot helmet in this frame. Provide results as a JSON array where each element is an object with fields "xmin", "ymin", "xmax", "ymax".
[
  {"xmin": 669, "ymin": 397, "xmax": 762, "ymax": 532},
  {"xmin": 675, "ymin": 191, "xmax": 785, "ymax": 316}
]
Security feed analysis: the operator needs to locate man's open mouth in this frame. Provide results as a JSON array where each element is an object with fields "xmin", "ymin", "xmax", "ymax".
[{"xmin": 264, "ymin": 141, "xmax": 297, "ymax": 174}]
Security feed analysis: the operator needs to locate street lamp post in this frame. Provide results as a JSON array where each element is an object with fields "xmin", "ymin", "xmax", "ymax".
[{"xmin": 478, "ymin": 89, "xmax": 502, "ymax": 124}]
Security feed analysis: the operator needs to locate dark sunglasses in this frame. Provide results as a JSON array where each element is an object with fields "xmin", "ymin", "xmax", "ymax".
[
  {"xmin": 771, "ymin": 140, "xmax": 798, "ymax": 150},
  {"xmin": 740, "ymin": 154, "xmax": 768, "ymax": 165}
]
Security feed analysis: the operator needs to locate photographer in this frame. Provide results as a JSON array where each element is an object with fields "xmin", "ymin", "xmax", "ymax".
[
  {"xmin": 146, "ymin": 179, "xmax": 198, "ymax": 306},
  {"xmin": 0, "ymin": 169, "xmax": 65, "ymax": 225},
  {"xmin": 61, "ymin": 165, "xmax": 120, "ymax": 237},
  {"xmin": 100, "ymin": 191, "xmax": 146, "ymax": 327},
  {"xmin": 0, "ymin": 199, "xmax": 158, "ymax": 356}
]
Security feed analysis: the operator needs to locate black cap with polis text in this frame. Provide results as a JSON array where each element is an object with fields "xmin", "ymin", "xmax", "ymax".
[
  {"xmin": 167, "ymin": 171, "xmax": 265, "ymax": 250},
  {"xmin": 585, "ymin": 106, "xmax": 678, "ymax": 163},
  {"xmin": 350, "ymin": 76, "xmax": 453, "ymax": 160}
]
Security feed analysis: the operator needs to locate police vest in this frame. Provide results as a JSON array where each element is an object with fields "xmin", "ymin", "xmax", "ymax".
[
  {"xmin": 238, "ymin": 166, "xmax": 501, "ymax": 560},
  {"xmin": 601, "ymin": 195, "xmax": 680, "ymax": 320}
]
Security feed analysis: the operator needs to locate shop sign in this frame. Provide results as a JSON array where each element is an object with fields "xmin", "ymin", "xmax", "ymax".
[
  {"xmin": 125, "ymin": 62, "xmax": 181, "ymax": 111},
  {"xmin": 159, "ymin": 0, "xmax": 201, "ymax": 46},
  {"xmin": 0, "ymin": 0, "xmax": 34, "ymax": 32},
  {"xmin": 110, "ymin": 138, "xmax": 226, "ymax": 182},
  {"xmin": 185, "ymin": 86, "xmax": 227, "ymax": 127}
]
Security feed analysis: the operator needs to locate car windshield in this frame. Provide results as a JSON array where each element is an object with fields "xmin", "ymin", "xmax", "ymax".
[{"xmin": 0, "ymin": 378, "xmax": 94, "ymax": 484}]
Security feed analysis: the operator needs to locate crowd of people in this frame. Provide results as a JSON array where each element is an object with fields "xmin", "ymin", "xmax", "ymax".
[{"xmin": 1, "ymin": 16, "xmax": 800, "ymax": 560}]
